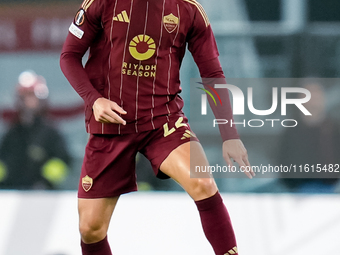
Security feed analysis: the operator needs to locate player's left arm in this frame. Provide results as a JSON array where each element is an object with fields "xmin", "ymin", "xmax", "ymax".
[
  {"xmin": 187, "ymin": 5, "xmax": 254, "ymax": 178},
  {"xmin": 197, "ymin": 58, "xmax": 254, "ymax": 178}
]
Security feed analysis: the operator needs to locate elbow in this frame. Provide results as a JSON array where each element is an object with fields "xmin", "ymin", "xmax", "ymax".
[
  {"xmin": 59, "ymin": 51, "xmax": 71, "ymax": 75},
  {"xmin": 59, "ymin": 51, "xmax": 82, "ymax": 75},
  {"xmin": 59, "ymin": 52, "xmax": 66, "ymax": 73},
  {"xmin": 197, "ymin": 57, "xmax": 225, "ymax": 79}
]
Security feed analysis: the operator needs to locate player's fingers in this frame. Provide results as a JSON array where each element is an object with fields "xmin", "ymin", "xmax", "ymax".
[
  {"xmin": 223, "ymin": 154, "xmax": 233, "ymax": 168},
  {"xmin": 239, "ymin": 146, "xmax": 254, "ymax": 178},
  {"xmin": 112, "ymin": 115, "xmax": 126, "ymax": 125},
  {"xmin": 243, "ymin": 157, "xmax": 255, "ymax": 177},
  {"xmin": 110, "ymin": 102, "xmax": 127, "ymax": 115},
  {"xmin": 244, "ymin": 171, "xmax": 253, "ymax": 179},
  {"xmin": 234, "ymin": 157, "xmax": 253, "ymax": 179},
  {"xmin": 240, "ymin": 164, "xmax": 253, "ymax": 179},
  {"xmin": 104, "ymin": 112, "xmax": 126, "ymax": 125},
  {"xmin": 242, "ymin": 154, "xmax": 254, "ymax": 176},
  {"xmin": 243, "ymin": 156, "xmax": 250, "ymax": 166},
  {"xmin": 94, "ymin": 109, "xmax": 126, "ymax": 125},
  {"xmin": 93, "ymin": 110, "xmax": 107, "ymax": 123},
  {"xmin": 98, "ymin": 116, "xmax": 112, "ymax": 124}
]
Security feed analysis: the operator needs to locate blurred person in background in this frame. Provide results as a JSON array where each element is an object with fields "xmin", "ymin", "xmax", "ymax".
[
  {"xmin": 277, "ymin": 79, "xmax": 340, "ymax": 193},
  {"xmin": 0, "ymin": 70, "xmax": 71, "ymax": 190}
]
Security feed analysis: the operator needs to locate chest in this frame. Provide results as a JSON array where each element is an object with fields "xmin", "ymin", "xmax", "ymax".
[{"xmin": 101, "ymin": 0, "xmax": 191, "ymax": 49}]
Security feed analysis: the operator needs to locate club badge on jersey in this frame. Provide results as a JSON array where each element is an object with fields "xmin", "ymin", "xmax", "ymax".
[{"xmin": 163, "ymin": 13, "xmax": 179, "ymax": 33}]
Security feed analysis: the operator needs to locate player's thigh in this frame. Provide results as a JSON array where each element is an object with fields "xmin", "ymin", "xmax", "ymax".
[
  {"xmin": 160, "ymin": 141, "xmax": 217, "ymax": 200},
  {"xmin": 78, "ymin": 196, "xmax": 119, "ymax": 241}
]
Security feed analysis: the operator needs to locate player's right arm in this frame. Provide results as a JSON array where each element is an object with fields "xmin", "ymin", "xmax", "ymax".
[
  {"xmin": 60, "ymin": 0, "xmax": 103, "ymax": 108},
  {"xmin": 60, "ymin": 0, "xmax": 126, "ymax": 125}
]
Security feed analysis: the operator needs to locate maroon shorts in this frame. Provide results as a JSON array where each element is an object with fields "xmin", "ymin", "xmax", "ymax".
[{"xmin": 78, "ymin": 116, "xmax": 199, "ymax": 198}]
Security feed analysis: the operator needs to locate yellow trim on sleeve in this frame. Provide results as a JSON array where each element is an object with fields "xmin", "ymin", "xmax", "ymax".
[
  {"xmin": 81, "ymin": 0, "xmax": 90, "ymax": 9},
  {"xmin": 182, "ymin": 0, "xmax": 210, "ymax": 27},
  {"xmin": 81, "ymin": 0, "xmax": 95, "ymax": 11},
  {"xmin": 84, "ymin": 0, "xmax": 95, "ymax": 11}
]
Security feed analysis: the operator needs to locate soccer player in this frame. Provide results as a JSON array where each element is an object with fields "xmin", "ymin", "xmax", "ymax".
[{"xmin": 60, "ymin": 0, "xmax": 254, "ymax": 254}]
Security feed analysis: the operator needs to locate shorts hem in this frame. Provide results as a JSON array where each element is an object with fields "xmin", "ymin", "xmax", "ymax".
[{"xmin": 77, "ymin": 186, "xmax": 138, "ymax": 199}]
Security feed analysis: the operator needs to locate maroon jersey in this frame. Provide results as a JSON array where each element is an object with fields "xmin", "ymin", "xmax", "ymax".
[{"xmin": 60, "ymin": 0, "xmax": 238, "ymax": 140}]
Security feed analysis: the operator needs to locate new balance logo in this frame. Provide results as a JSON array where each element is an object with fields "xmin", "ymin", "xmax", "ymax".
[
  {"xmin": 224, "ymin": 246, "xmax": 238, "ymax": 255},
  {"xmin": 113, "ymin": 10, "xmax": 130, "ymax": 23}
]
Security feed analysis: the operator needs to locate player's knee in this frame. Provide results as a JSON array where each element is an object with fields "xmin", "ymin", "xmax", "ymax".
[
  {"xmin": 79, "ymin": 218, "xmax": 107, "ymax": 243},
  {"xmin": 189, "ymin": 178, "xmax": 217, "ymax": 200}
]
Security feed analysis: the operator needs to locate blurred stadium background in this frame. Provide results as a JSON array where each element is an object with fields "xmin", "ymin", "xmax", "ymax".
[{"xmin": 0, "ymin": 0, "xmax": 340, "ymax": 254}]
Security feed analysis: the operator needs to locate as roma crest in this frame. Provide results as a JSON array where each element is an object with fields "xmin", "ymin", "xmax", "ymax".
[
  {"xmin": 82, "ymin": 175, "xmax": 93, "ymax": 192},
  {"xmin": 163, "ymin": 13, "xmax": 179, "ymax": 33}
]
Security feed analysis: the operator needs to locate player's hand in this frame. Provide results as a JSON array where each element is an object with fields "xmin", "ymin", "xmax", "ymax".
[
  {"xmin": 222, "ymin": 139, "xmax": 255, "ymax": 179},
  {"xmin": 92, "ymin": 97, "xmax": 127, "ymax": 125}
]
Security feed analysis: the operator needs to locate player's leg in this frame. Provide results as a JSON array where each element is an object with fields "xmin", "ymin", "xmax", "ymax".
[
  {"xmin": 160, "ymin": 141, "xmax": 238, "ymax": 255},
  {"xmin": 160, "ymin": 140, "xmax": 217, "ymax": 200},
  {"xmin": 78, "ymin": 134, "xmax": 140, "ymax": 255},
  {"xmin": 79, "ymin": 197, "xmax": 119, "ymax": 243},
  {"xmin": 79, "ymin": 197, "xmax": 119, "ymax": 255}
]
